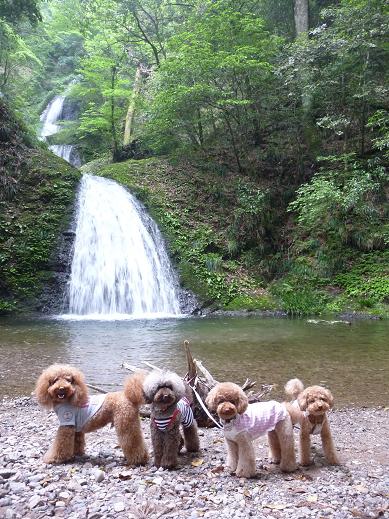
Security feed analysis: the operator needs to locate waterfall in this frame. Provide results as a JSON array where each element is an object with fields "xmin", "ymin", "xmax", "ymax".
[
  {"xmin": 40, "ymin": 95, "xmax": 81, "ymax": 167},
  {"xmin": 65, "ymin": 174, "xmax": 181, "ymax": 319},
  {"xmin": 40, "ymin": 95, "xmax": 65, "ymax": 138}
]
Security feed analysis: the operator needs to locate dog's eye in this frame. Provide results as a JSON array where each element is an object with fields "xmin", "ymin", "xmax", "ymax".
[
  {"xmin": 65, "ymin": 376, "xmax": 74, "ymax": 383},
  {"xmin": 49, "ymin": 377, "xmax": 59, "ymax": 386}
]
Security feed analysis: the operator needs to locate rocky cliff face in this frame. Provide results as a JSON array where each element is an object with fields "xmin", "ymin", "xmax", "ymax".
[
  {"xmin": 61, "ymin": 97, "xmax": 81, "ymax": 121},
  {"xmin": 0, "ymin": 100, "xmax": 81, "ymax": 314},
  {"xmin": 36, "ymin": 215, "xmax": 78, "ymax": 314}
]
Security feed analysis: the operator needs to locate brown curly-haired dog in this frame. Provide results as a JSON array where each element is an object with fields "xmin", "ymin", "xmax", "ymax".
[
  {"xmin": 206, "ymin": 382, "xmax": 296, "ymax": 478},
  {"xmin": 285, "ymin": 378, "xmax": 339, "ymax": 466},
  {"xmin": 143, "ymin": 370, "xmax": 200, "ymax": 469},
  {"xmin": 34, "ymin": 364, "xmax": 149, "ymax": 465}
]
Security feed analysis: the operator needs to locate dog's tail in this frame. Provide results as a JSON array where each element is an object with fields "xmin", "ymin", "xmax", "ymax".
[
  {"xmin": 285, "ymin": 378, "xmax": 304, "ymax": 400},
  {"xmin": 124, "ymin": 371, "xmax": 148, "ymax": 407}
]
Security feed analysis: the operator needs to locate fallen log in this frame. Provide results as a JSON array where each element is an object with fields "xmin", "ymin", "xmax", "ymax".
[{"xmin": 122, "ymin": 340, "xmax": 275, "ymax": 427}]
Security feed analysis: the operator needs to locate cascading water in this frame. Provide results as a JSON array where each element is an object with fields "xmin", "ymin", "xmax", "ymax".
[
  {"xmin": 40, "ymin": 95, "xmax": 81, "ymax": 167},
  {"xmin": 65, "ymin": 174, "xmax": 181, "ymax": 319}
]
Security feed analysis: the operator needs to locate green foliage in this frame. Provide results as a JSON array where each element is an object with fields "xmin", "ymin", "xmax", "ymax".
[
  {"xmin": 368, "ymin": 110, "xmax": 389, "ymax": 159},
  {"xmin": 143, "ymin": 1, "xmax": 281, "ymax": 160},
  {"xmin": 288, "ymin": 155, "xmax": 388, "ymax": 270},
  {"xmin": 0, "ymin": 100, "xmax": 37, "ymax": 200},
  {"xmin": 271, "ymin": 281, "xmax": 329, "ymax": 316},
  {"xmin": 230, "ymin": 180, "xmax": 271, "ymax": 249},
  {"xmin": 225, "ymin": 294, "xmax": 276, "ymax": 311},
  {"xmin": 285, "ymin": 0, "xmax": 388, "ymax": 157},
  {"xmin": 0, "ymin": 0, "xmax": 41, "ymax": 25},
  {"xmin": 0, "ymin": 18, "xmax": 42, "ymax": 100},
  {"xmin": 0, "ymin": 299, "xmax": 17, "ymax": 314},
  {"xmin": 162, "ymin": 217, "xmax": 237, "ymax": 304},
  {"xmin": 335, "ymin": 251, "xmax": 389, "ymax": 304}
]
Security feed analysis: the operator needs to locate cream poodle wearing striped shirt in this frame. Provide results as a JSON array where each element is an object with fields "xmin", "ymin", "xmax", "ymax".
[{"xmin": 143, "ymin": 370, "xmax": 200, "ymax": 469}]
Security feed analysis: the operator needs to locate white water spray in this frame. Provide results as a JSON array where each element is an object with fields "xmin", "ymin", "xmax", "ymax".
[{"xmin": 66, "ymin": 174, "xmax": 181, "ymax": 318}]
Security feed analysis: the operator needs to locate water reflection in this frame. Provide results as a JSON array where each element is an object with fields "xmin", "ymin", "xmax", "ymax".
[{"xmin": 0, "ymin": 316, "xmax": 388, "ymax": 407}]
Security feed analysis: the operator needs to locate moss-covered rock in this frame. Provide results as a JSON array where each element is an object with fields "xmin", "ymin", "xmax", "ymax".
[{"xmin": 0, "ymin": 100, "xmax": 80, "ymax": 314}]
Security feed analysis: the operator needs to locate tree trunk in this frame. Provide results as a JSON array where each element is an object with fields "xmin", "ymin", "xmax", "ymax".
[
  {"xmin": 110, "ymin": 66, "xmax": 119, "ymax": 158},
  {"xmin": 123, "ymin": 64, "xmax": 143, "ymax": 146},
  {"xmin": 294, "ymin": 0, "xmax": 309, "ymax": 36}
]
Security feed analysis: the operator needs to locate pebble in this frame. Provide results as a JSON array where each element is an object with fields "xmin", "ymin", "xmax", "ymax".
[
  {"xmin": 0, "ymin": 398, "xmax": 388, "ymax": 519},
  {"xmin": 113, "ymin": 501, "xmax": 125, "ymax": 512},
  {"xmin": 92, "ymin": 469, "xmax": 105, "ymax": 482},
  {"xmin": 28, "ymin": 495, "xmax": 44, "ymax": 509}
]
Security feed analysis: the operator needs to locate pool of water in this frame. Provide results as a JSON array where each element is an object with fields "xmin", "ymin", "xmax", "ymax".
[{"xmin": 1, "ymin": 316, "xmax": 388, "ymax": 407}]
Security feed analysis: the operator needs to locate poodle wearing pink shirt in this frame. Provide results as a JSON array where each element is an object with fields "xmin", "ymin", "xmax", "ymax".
[{"xmin": 206, "ymin": 382, "xmax": 296, "ymax": 478}]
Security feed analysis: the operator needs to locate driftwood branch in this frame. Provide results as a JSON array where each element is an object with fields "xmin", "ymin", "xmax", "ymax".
[
  {"xmin": 120, "ymin": 340, "xmax": 275, "ymax": 427},
  {"xmin": 86, "ymin": 383, "xmax": 107, "ymax": 394},
  {"xmin": 122, "ymin": 361, "xmax": 161, "ymax": 373},
  {"xmin": 193, "ymin": 359, "xmax": 218, "ymax": 387},
  {"xmin": 241, "ymin": 378, "xmax": 256, "ymax": 392}
]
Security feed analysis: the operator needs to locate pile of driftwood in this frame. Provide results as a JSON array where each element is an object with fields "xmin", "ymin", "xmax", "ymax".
[{"xmin": 121, "ymin": 340, "xmax": 275, "ymax": 428}]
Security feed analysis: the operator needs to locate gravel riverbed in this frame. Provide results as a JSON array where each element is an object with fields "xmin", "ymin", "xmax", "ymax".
[{"xmin": 1, "ymin": 398, "xmax": 388, "ymax": 519}]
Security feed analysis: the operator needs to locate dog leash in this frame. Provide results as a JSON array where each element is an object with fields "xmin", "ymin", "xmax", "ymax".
[{"xmin": 186, "ymin": 380, "xmax": 223, "ymax": 429}]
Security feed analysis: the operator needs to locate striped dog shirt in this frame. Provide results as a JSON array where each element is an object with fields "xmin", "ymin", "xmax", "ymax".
[{"xmin": 153, "ymin": 397, "xmax": 194, "ymax": 431}]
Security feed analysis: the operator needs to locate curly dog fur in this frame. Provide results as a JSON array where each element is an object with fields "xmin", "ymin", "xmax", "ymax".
[
  {"xmin": 206, "ymin": 382, "xmax": 296, "ymax": 478},
  {"xmin": 143, "ymin": 370, "xmax": 200, "ymax": 469},
  {"xmin": 285, "ymin": 378, "xmax": 339, "ymax": 466},
  {"xmin": 35, "ymin": 364, "xmax": 148, "ymax": 466}
]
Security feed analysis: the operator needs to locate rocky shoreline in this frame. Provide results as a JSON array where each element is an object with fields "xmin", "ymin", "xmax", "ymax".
[{"xmin": 1, "ymin": 398, "xmax": 388, "ymax": 519}]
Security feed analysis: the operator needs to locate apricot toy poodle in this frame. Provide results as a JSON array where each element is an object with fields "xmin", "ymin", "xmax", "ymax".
[
  {"xmin": 206, "ymin": 382, "xmax": 297, "ymax": 478},
  {"xmin": 34, "ymin": 364, "xmax": 148, "ymax": 465},
  {"xmin": 143, "ymin": 370, "xmax": 200, "ymax": 469},
  {"xmin": 285, "ymin": 378, "xmax": 339, "ymax": 466}
]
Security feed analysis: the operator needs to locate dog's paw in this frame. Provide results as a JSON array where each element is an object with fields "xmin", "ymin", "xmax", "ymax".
[
  {"xmin": 161, "ymin": 463, "xmax": 178, "ymax": 470},
  {"xmin": 280, "ymin": 461, "xmax": 297, "ymax": 472},
  {"xmin": 43, "ymin": 452, "xmax": 67, "ymax": 464},
  {"xmin": 235, "ymin": 467, "xmax": 256, "ymax": 478},
  {"xmin": 299, "ymin": 458, "xmax": 314, "ymax": 467}
]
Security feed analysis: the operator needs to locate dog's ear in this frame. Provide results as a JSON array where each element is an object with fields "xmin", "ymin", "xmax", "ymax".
[
  {"xmin": 71, "ymin": 369, "xmax": 89, "ymax": 406},
  {"xmin": 323, "ymin": 388, "xmax": 334, "ymax": 408},
  {"xmin": 205, "ymin": 387, "xmax": 217, "ymax": 411},
  {"xmin": 34, "ymin": 370, "xmax": 55, "ymax": 409},
  {"xmin": 236, "ymin": 389, "xmax": 248, "ymax": 414},
  {"xmin": 297, "ymin": 389, "xmax": 308, "ymax": 411}
]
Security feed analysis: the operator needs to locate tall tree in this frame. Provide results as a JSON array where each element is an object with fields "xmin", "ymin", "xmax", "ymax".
[{"xmin": 294, "ymin": 0, "xmax": 309, "ymax": 35}]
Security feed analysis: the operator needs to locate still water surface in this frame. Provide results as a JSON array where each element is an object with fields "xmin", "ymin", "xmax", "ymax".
[{"xmin": 0, "ymin": 316, "xmax": 388, "ymax": 407}]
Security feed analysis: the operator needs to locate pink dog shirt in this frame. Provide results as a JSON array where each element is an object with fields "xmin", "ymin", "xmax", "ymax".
[{"xmin": 222, "ymin": 401, "xmax": 288, "ymax": 441}]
